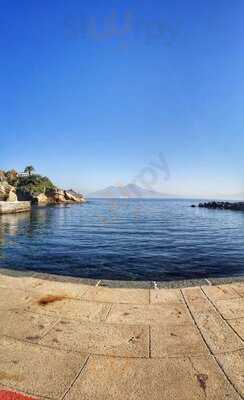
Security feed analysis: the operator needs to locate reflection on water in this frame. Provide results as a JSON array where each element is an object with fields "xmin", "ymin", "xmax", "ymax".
[
  {"xmin": 1, "ymin": 199, "xmax": 244, "ymax": 280},
  {"xmin": 0, "ymin": 212, "xmax": 30, "ymax": 239}
]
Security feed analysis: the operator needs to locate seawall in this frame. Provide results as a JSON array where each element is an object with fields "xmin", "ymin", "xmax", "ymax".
[{"xmin": 0, "ymin": 201, "xmax": 31, "ymax": 214}]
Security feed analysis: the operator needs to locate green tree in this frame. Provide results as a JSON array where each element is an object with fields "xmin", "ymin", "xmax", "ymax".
[
  {"xmin": 17, "ymin": 174, "xmax": 55, "ymax": 195},
  {"xmin": 24, "ymin": 165, "xmax": 35, "ymax": 176}
]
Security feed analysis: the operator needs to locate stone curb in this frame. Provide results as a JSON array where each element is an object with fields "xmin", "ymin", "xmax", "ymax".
[{"xmin": 0, "ymin": 267, "xmax": 244, "ymax": 289}]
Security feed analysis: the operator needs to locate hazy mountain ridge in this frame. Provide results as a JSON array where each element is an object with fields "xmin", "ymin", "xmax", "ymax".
[{"xmin": 89, "ymin": 184, "xmax": 170, "ymax": 198}]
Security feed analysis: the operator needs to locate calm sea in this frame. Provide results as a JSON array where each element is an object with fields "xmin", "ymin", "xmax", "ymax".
[{"xmin": 1, "ymin": 198, "xmax": 244, "ymax": 281}]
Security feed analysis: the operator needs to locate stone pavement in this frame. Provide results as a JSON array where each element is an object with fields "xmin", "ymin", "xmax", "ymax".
[{"xmin": 0, "ymin": 270, "xmax": 243, "ymax": 399}]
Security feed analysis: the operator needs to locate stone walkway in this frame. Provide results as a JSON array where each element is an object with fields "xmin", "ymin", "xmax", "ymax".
[{"xmin": 0, "ymin": 270, "xmax": 243, "ymax": 399}]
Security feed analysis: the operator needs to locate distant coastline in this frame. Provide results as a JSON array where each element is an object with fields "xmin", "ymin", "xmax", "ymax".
[
  {"xmin": 89, "ymin": 183, "xmax": 174, "ymax": 198},
  {"xmin": 88, "ymin": 183, "xmax": 244, "ymax": 201}
]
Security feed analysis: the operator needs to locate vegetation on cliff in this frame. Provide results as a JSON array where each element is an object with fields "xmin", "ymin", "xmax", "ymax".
[
  {"xmin": 16, "ymin": 174, "xmax": 55, "ymax": 195},
  {"xmin": 0, "ymin": 167, "xmax": 55, "ymax": 194},
  {"xmin": 0, "ymin": 166, "xmax": 85, "ymax": 204}
]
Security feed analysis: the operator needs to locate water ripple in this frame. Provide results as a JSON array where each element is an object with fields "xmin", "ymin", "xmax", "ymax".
[{"xmin": 0, "ymin": 199, "xmax": 244, "ymax": 280}]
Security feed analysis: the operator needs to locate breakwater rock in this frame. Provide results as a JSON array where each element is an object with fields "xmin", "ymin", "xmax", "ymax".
[{"xmin": 197, "ymin": 201, "xmax": 244, "ymax": 211}]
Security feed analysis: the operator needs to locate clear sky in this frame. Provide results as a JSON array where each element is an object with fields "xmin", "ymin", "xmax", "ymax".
[{"xmin": 1, "ymin": 0, "xmax": 244, "ymax": 197}]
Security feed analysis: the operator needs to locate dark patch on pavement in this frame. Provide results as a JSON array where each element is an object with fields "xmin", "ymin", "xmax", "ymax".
[
  {"xmin": 37, "ymin": 294, "xmax": 68, "ymax": 306},
  {"xmin": 196, "ymin": 373, "xmax": 208, "ymax": 394}
]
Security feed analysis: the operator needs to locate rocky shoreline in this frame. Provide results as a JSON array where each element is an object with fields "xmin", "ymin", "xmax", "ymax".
[
  {"xmin": 17, "ymin": 187, "xmax": 86, "ymax": 205},
  {"xmin": 0, "ymin": 168, "xmax": 86, "ymax": 214},
  {"xmin": 0, "ymin": 182, "xmax": 85, "ymax": 205},
  {"xmin": 193, "ymin": 201, "xmax": 244, "ymax": 211}
]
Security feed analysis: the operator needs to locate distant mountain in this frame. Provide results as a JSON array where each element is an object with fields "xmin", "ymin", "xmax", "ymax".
[{"xmin": 89, "ymin": 184, "xmax": 170, "ymax": 198}]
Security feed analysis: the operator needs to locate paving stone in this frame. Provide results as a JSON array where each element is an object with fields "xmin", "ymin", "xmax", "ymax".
[
  {"xmin": 25, "ymin": 297, "xmax": 110, "ymax": 322},
  {"xmin": 194, "ymin": 310, "xmax": 244, "ymax": 354},
  {"xmin": 0, "ymin": 310, "xmax": 59, "ymax": 341},
  {"xmin": 228, "ymin": 318, "xmax": 244, "ymax": 340},
  {"xmin": 33, "ymin": 272, "xmax": 98, "ymax": 286},
  {"xmin": 64, "ymin": 355, "xmax": 241, "ymax": 400},
  {"xmin": 0, "ymin": 275, "xmax": 41, "ymax": 292},
  {"xmin": 0, "ymin": 336, "xmax": 87, "ymax": 399},
  {"xmin": 215, "ymin": 298, "xmax": 244, "ymax": 319},
  {"xmin": 40, "ymin": 319, "xmax": 149, "ymax": 358},
  {"xmin": 151, "ymin": 323, "xmax": 209, "ymax": 357},
  {"xmin": 106, "ymin": 303, "xmax": 193, "ymax": 326},
  {"xmin": 29, "ymin": 279, "xmax": 90, "ymax": 299},
  {"xmin": 202, "ymin": 285, "xmax": 240, "ymax": 301},
  {"xmin": 1, "ymin": 271, "xmax": 244, "ymax": 400},
  {"xmin": 0, "ymin": 288, "xmax": 32, "ymax": 311},
  {"xmin": 82, "ymin": 287, "xmax": 149, "ymax": 304},
  {"xmin": 231, "ymin": 283, "xmax": 244, "ymax": 298},
  {"xmin": 150, "ymin": 288, "xmax": 183, "ymax": 304},
  {"xmin": 182, "ymin": 287, "xmax": 207, "ymax": 302},
  {"xmin": 182, "ymin": 287, "xmax": 214, "ymax": 313},
  {"xmin": 216, "ymin": 350, "xmax": 244, "ymax": 397}
]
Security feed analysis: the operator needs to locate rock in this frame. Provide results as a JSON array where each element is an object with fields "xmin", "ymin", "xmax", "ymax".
[
  {"xmin": 56, "ymin": 194, "xmax": 67, "ymax": 203},
  {"xmin": 16, "ymin": 187, "xmax": 86, "ymax": 205},
  {"xmin": 44, "ymin": 188, "xmax": 85, "ymax": 204},
  {"xmin": 0, "ymin": 182, "xmax": 16, "ymax": 201},
  {"xmin": 7, "ymin": 190, "xmax": 17, "ymax": 202},
  {"xmin": 64, "ymin": 190, "xmax": 85, "ymax": 203},
  {"xmin": 53, "ymin": 189, "xmax": 67, "ymax": 203},
  {"xmin": 191, "ymin": 205, "xmax": 196, "ymax": 208},
  {"xmin": 198, "ymin": 201, "xmax": 244, "ymax": 211},
  {"xmin": 45, "ymin": 188, "xmax": 67, "ymax": 203},
  {"xmin": 32, "ymin": 193, "xmax": 49, "ymax": 204},
  {"xmin": 64, "ymin": 191, "xmax": 77, "ymax": 202}
]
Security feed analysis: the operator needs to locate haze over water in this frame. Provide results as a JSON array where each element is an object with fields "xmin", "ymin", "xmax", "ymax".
[{"xmin": 1, "ymin": 199, "xmax": 244, "ymax": 281}]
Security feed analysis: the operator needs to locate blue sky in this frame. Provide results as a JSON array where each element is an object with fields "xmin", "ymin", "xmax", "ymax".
[{"xmin": 1, "ymin": 0, "xmax": 244, "ymax": 197}]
